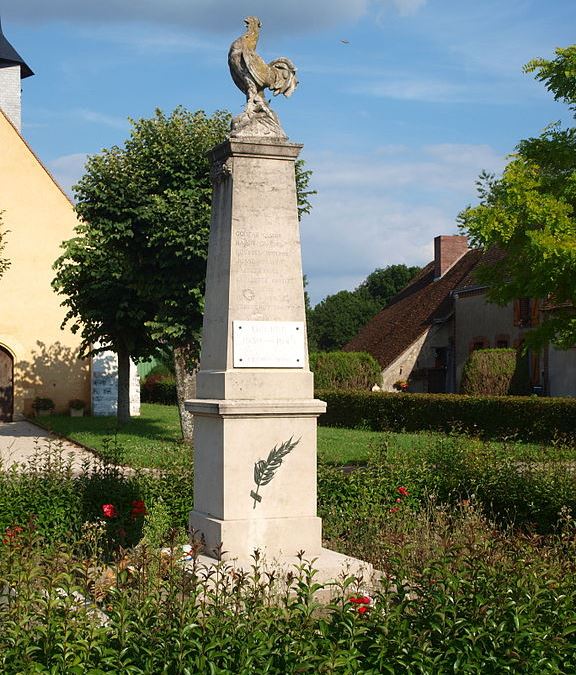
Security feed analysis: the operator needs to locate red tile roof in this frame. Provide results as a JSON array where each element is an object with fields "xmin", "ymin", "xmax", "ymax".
[{"xmin": 345, "ymin": 249, "xmax": 483, "ymax": 369}]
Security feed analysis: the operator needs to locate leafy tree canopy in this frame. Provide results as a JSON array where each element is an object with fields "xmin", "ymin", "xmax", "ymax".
[
  {"xmin": 459, "ymin": 45, "xmax": 576, "ymax": 350},
  {"xmin": 53, "ymin": 107, "xmax": 316, "ymax": 422}
]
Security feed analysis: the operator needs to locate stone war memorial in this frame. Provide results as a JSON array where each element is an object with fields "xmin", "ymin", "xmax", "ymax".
[{"xmin": 186, "ymin": 17, "xmax": 371, "ymax": 581}]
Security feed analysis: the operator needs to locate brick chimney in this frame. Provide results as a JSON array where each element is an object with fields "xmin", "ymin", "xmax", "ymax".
[
  {"xmin": 0, "ymin": 17, "xmax": 34, "ymax": 132},
  {"xmin": 434, "ymin": 235, "xmax": 468, "ymax": 279}
]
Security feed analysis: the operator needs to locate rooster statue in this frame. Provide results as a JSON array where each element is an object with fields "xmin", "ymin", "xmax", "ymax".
[{"xmin": 228, "ymin": 16, "xmax": 298, "ymax": 138}]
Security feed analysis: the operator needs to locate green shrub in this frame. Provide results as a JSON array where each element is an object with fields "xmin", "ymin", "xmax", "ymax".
[
  {"xmin": 141, "ymin": 377, "xmax": 178, "ymax": 404},
  {"xmin": 146, "ymin": 363, "xmax": 175, "ymax": 379},
  {"xmin": 460, "ymin": 348, "xmax": 530, "ymax": 395},
  {"xmin": 316, "ymin": 389, "xmax": 576, "ymax": 442},
  {"xmin": 0, "ymin": 441, "xmax": 193, "ymax": 546},
  {"xmin": 2, "ymin": 496, "xmax": 576, "ymax": 672},
  {"xmin": 310, "ymin": 351, "xmax": 381, "ymax": 390}
]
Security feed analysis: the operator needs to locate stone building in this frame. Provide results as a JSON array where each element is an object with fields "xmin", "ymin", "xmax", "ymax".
[
  {"xmin": 346, "ymin": 235, "xmax": 575, "ymax": 396},
  {"xmin": 0, "ymin": 19, "xmax": 91, "ymax": 420}
]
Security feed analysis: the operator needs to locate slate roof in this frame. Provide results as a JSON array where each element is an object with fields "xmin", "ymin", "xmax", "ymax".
[
  {"xmin": 345, "ymin": 249, "xmax": 484, "ymax": 369},
  {"xmin": 0, "ymin": 18, "xmax": 33, "ymax": 78}
]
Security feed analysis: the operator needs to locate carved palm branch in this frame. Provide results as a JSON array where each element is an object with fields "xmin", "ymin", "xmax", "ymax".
[{"xmin": 251, "ymin": 436, "xmax": 300, "ymax": 508}]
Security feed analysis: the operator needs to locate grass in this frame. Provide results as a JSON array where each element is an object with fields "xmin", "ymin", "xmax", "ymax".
[
  {"xmin": 32, "ymin": 403, "xmax": 191, "ymax": 469},
  {"xmin": 32, "ymin": 402, "xmax": 576, "ymax": 470}
]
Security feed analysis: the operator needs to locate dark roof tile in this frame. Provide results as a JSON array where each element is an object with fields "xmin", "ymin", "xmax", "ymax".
[{"xmin": 345, "ymin": 249, "xmax": 483, "ymax": 368}]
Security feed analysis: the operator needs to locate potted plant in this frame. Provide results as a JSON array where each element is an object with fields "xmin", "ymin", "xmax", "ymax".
[
  {"xmin": 69, "ymin": 399, "xmax": 86, "ymax": 417},
  {"xmin": 32, "ymin": 396, "xmax": 55, "ymax": 417}
]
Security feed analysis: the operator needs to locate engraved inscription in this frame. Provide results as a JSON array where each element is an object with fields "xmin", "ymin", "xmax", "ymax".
[{"xmin": 233, "ymin": 228, "xmax": 300, "ymax": 311}]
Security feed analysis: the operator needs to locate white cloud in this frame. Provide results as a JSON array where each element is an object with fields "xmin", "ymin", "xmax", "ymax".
[
  {"xmin": 349, "ymin": 77, "xmax": 462, "ymax": 103},
  {"xmin": 76, "ymin": 109, "xmax": 129, "ymax": 130},
  {"xmin": 387, "ymin": 0, "xmax": 427, "ymax": 16},
  {"xmin": 3, "ymin": 0, "xmax": 430, "ymax": 34},
  {"xmin": 301, "ymin": 143, "xmax": 505, "ymax": 305},
  {"xmin": 3, "ymin": 0, "xmax": 369, "ymax": 33}
]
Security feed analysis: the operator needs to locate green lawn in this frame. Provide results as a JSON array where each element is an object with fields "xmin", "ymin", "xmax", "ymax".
[
  {"xmin": 32, "ymin": 403, "xmax": 191, "ymax": 469},
  {"xmin": 32, "ymin": 402, "xmax": 574, "ymax": 469}
]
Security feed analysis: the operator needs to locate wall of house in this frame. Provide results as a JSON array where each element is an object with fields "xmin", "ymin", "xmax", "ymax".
[
  {"xmin": 381, "ymin": 324, "xmax": 453, "ymax": 393},
  {"xmin": 0, "ymin": 112, "xmax": 90, "ymax": 417},
  {"xmin": 381, "ymin": 330, "xmax": 430, "ymax": 392},
  {"xmin": 547, "ymin": 346, "xmax": 576, "ymax": 397},
  {"xmin": 454, "ymin": 292, "xmax": 524, "ymax": 391}
]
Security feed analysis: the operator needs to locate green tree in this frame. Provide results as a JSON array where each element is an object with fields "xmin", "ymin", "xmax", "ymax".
[
  {"xmin": 357, "ymin": 264, "xmax": 421, "ymax": 307},
  {"xmin": 458, "ymin": 45, "xmax": 576, "ymax": 349},
  {"xmin": 53, "ymin": 108, "xmax": 230, "ymax": 425},
  {"xmin": 0, "ymin": 213, "xmax": 9, "ymax": 280},
  {"xmin": 309, "ymin": 264, "xmax": 420, "ymax": 351},
  {"xmin": 54, "ymin": 107, "xmax": 315, "ymax": 431}
]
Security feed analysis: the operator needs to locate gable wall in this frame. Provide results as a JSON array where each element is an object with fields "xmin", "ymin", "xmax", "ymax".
[{"xmin": 0, "ymin": 113, "xmax": 90, "ymax": 417}]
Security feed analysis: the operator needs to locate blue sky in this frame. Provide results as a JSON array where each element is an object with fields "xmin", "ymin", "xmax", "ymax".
[{"xmin": 3, "ymin": 0, "xmax": 575, "ymax": 304}]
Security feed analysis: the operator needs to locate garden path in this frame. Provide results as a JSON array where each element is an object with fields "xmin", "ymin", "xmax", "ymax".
[{"xmin": 0, "ymin": 420, "xmax": 98, "ymax": 472}]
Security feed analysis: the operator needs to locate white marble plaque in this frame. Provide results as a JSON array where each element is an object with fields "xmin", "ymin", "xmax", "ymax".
[{"xmin": 233, "ymin": 321, "xmax": 305, "ymax": 368}]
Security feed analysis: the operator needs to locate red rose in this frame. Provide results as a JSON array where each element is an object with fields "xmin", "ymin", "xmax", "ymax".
[
  {"xmin": 130, "ymin": 500, "xmax": 147, "ymax": 518},
  {"xmin": 357, "ymin": 605, "xmax": 369, "ymax": 615},
  {"xmin": 397, "ymin": 486, "xmax": 409, "ymax": 497},
  {"xmin": 102, "ymin": 503, "xmax": 117, "ymax": 519}
]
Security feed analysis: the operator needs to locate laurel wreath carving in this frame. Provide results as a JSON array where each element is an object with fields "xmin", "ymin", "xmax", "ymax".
[{"xmin": 250, "ymin": 436, "xmax": 300, "ymax": 508}]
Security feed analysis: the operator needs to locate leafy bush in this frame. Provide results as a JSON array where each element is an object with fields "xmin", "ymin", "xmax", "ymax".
[
  {"xmin": 141, "ymin": 376, "xmax": 177, "ymax": 404},
  {"xmin": 317, "ymin": 389, "xmax": 576, "ymax": 443},
  {"xmin": 2, "ymin": 438, "xmax": 576, "ymax": 670},
  {"xmin": 460, "ymin": 348, "xmax": 530, "ymax": 395},
  {"xmin": 2, "ymin": 483, "xmax": 576, "ymax": 672},
  {"xmin": 310, "ymin": 351, "xmax": 381, "ymax": 390},
  {"xmin": 0, "ymin": 441, "xmax": 193, "ymax": 546}
]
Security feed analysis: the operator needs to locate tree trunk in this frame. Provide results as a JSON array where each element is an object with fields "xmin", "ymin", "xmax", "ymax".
[
  {"xmin": 117, "ymin": 343, "xmax": 131, "ymax": 424},
  {"xmin": 174, "ymin": 344, "xmax": 197, "ymax": 444}
]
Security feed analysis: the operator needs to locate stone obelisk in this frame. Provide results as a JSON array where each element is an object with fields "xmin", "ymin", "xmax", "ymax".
[{"xmin": 186, "ymin": 17, "xmax": 370, "ymax": 576}]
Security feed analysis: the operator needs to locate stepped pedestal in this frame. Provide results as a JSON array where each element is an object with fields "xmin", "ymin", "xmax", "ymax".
[{"xmin": 186, "ymin": 138, "xmax": 371, "ymax": 580}]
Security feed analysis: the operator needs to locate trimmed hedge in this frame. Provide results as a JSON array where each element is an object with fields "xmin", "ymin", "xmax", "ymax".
[
  {"xmin": 316, "ymin": 389, "xmax": 576, "ymax": 443},
  {"xmin": 460, "ymin": 348, "xmax": 530, "ymax": 396},
  {"xmin": 310, "ymin": 351, "xmax": 381, "ymax": 390},
  {"xmin": 141, "ymin": 378, "xmax": 177, "ymax": 405}
]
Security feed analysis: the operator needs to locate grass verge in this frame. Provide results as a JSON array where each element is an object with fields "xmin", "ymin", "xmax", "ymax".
[{"xmin": 32, "ymin": 403, "xmax": 574, "ymax": 470}]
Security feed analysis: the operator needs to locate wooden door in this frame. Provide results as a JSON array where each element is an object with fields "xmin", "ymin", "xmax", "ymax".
[{"xmin": 0, "ymin": 347, "xmax": 13, "ymax": 422}]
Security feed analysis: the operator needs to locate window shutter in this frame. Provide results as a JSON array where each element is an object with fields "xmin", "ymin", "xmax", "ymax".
[{"xmin": 513, "ymin": 299, "xmax": 520, "ymax": 326}]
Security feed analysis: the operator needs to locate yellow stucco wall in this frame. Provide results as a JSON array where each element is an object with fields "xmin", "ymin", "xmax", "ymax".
[{"xmin": 0, "ymin": 111, "xmax": 90, "ymax": 418}]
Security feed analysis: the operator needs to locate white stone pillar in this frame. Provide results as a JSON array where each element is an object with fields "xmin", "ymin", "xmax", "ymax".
[{"xmin": 186, "ymin": 138, "xmax": 326, "ymax": 561}]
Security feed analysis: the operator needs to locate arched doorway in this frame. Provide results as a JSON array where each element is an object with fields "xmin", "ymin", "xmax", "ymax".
[{"xmin": 0, "ymin": 346, "xmax": 14, "ymax": 422}]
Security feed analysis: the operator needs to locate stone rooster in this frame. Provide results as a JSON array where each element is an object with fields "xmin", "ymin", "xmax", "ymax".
[{"xmin": 228, "ymin": 16, "xmax": 298, "ymax": 138}]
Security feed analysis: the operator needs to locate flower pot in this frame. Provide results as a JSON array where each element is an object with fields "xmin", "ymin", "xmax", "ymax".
[
  {"xmin": 37, "ymin": 409, "xmax": 52, "ymax": 417},
  {"xmin": 70, "ymin": 407, "xmax": 84, "ymax": 417}
]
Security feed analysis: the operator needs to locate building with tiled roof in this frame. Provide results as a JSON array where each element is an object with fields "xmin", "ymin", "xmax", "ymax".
[{"xmin": 345, "ymin": 235, "xmax": 576, "ymax": 396}]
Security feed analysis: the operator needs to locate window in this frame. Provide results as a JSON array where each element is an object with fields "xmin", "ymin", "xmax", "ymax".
[
  {"xmin": 469, "ymin": 337, "xmax": 489, "ymax": 353},
  {"xmin": 513, "ymin": 298, "xmax": 531, "ymax": 327}
]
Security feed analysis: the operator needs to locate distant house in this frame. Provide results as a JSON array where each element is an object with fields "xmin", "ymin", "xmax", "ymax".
[{"xmin": 345, "ymin": 234, "xmax": 576, "ymax": 397}]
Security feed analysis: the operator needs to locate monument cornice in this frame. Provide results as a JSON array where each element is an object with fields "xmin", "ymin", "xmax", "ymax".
[
  {"xmin": 186, "ymin": 398, "xmax": 326, "ymax": 418},
  {"xmin": 210, "ymin": 138, "xmax": 303, "ymax": 163}
]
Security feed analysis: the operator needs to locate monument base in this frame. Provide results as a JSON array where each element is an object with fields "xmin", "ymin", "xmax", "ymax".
[
  {"xmin": 190, "ymin": 510, "xmax": 323, "ymax": 560},
  {"xmin": 187, "ymin": 547, "xmax": 375, "ymax": 590}
]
